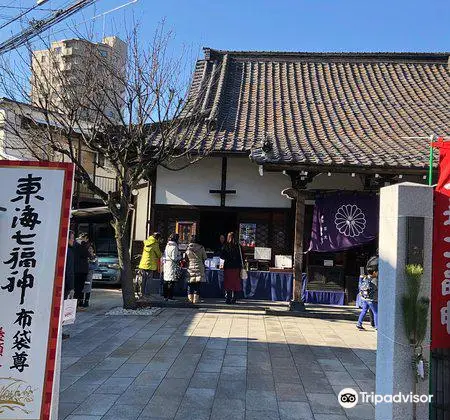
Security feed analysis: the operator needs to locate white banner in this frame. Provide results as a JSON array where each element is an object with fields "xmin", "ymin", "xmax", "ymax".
[{"xmin": 0, "ymin": 162, "xmax": 73, "ymax": 420}]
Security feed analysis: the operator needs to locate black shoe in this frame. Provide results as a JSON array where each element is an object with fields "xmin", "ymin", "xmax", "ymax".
[
  {"xmin": 356, "ymin": 324, "xmax": 365, "ymax": 330},
  {"xmin": 62, "ymin": 333, "xmax": 70, "ymax": 340},
  {"xmin": 83, "ymin": 300, "xmax": 90, "ymax": 308},
  {"xmin": 231, "ymin": 297, "xmax": 237, "ymax": 304}
]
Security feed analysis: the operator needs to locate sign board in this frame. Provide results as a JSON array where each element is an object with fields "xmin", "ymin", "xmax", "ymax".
[
  {"xmin": 0, "ymin": 161, "xmax": 73, "ymax": 419},
  {"xmin": 254, "ymin": 247, "xmax": 271, "ymax": 261},
  {"xmin": 432, "ymin": 143, "xmax": 450, "ymax": 349}
]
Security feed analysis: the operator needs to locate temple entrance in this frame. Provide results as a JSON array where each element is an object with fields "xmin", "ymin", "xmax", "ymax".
[{"xmin": 199, "ymin": 210, "xmax": 238, "ymax": 253}]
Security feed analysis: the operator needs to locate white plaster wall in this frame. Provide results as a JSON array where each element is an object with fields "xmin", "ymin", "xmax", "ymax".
[
  {"xmin": 155, "ymin": 157, "xmax": 291, "ymax": 208},
  {"xmin": 226, "ymin": 159, "xmax": 291, "ymax": 208}
]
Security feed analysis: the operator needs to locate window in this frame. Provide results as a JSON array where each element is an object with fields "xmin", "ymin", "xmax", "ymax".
[
  {"xmin": 40, "ymin": 55, "xmax": 46, "ymax": 63},
  {"xmin": 99, "ymin": 50, "xmax": 108, "ymax": 58},
  {"xmin": 97, "ymin": 153, "xmax": 106, "ymax": 168},
  {"xmin": 53, "ymin": 47, "xmax": 62, "ymax": 54}
]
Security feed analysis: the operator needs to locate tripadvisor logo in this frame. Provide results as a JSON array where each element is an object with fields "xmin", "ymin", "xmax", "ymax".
[{"xmin": 338, "ymin": 388, "xmax": 359, "ymax": 408}]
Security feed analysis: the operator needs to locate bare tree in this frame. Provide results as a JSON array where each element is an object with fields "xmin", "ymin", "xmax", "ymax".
[{"xmin": 0, "ymin": 25, "xmax": 215, "ymax": 308}]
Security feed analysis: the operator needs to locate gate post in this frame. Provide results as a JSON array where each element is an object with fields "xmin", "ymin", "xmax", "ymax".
[{"xmin": 376, "ymin": 182, "xmax": 433, "ymax": 420}]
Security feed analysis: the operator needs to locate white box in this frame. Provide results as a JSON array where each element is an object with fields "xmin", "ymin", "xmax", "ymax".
[{"xmin": 275, "ymin": 255, "xmax": 292, "ymax": 269}]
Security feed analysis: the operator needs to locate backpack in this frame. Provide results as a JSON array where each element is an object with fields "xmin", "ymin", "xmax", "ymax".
[{"xmin": 359, "ymin": 276, "xmax": 376, "ymax": 300}]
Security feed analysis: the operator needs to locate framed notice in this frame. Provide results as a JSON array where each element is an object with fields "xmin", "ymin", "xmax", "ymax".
[
  {"xmin": 239, "ymin": 223, "xmax": 256, "ymax": 247},
  {"xmin": 176, "ymin": 221, "xmax": 197, "ymax": 251},
  {"xmin": 0, "ymin": 161, "xmax": 74, "ymax": 419}
]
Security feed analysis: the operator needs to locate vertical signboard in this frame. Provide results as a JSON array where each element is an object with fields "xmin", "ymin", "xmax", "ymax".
[
  {"xmin": 432, "ymin": 142, "xmax": 450, "ymax": 349},
  {"xmin": 0, "ymin": 161, "xmax": 73, "ymax": 419}
]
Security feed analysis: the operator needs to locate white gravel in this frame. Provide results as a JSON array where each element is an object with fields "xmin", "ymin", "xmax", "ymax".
[{"xmin": 105, "ymin": 307, "xmax": 161, "ymax": 316}]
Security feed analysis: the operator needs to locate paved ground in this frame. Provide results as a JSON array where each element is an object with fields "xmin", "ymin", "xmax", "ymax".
[{"xmin": 59, "ymin": 289, "xmax": 377, "ymax": 420}]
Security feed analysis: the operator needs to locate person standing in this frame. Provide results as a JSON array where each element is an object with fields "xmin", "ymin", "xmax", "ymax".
[
  {"xmin": 357, "ymin": 256, "xmax": 379, "ymax": 330},
  {"xmin": 73, "ymin": 233, "xmax": 90, "ymax": 308},
  {"xmin": 215, "ymin": 234, "xmax": 226, "ymax": 256},
  {"xmin": 63, "ymin": 230, "xmax": 76, "ymax": 340},
  {"xmin": 220, "ymin": 232, "xmax": 243, "ymax": 304},
  {"xmin": 81, "ymin": 243, "xmax": 98, "ymax": 308},
  {"xmin": 163, "ymin": 233, "xmax": 180, "ymax": 301},
  {"xmin": 65, "ymin": 230, "xmax": 75, "ymax": 300},
  {"xmin": 138, "ymin": 232, "xmax": 162, "ymax": 296},
  {"xmin": 185, "ymin": 236, "xmax": 207, "ymax": 303}
]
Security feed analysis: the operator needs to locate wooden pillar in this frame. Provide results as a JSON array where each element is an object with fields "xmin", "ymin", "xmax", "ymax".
[{"xmin": 290, "ymin": 189, "xmax": 306, "ymax": 310}]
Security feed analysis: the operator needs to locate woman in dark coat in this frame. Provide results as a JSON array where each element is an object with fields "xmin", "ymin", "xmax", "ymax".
[
  {"xmin": 220, "ymin": 232, "xmax": 243, "ymax": 304},
  {"xmin": 73, "ymin": 233, "xmax": 90, "ymax": 307}
]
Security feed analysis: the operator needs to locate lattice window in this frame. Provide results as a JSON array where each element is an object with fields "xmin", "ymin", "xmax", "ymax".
[
  {"xmin": 256, "ymin": 223, "xmax": 269, "ymax": 247},
  {"xmin": 273, "ymin": 218, "xmax": 288, "ymax": 255}
]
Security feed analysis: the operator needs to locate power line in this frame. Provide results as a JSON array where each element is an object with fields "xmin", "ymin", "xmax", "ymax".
[
  {"xmin": 0, "ymin": 0, "xmax": 51, "ymax": 30},
  {"xmin": 0, "ymin": 0, "xmax": 98, "ymax": 56}
]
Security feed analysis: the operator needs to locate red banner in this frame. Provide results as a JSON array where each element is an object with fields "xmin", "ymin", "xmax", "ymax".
[{"xmin": 432, "ymin": 143, "xmax": 450, "ymax": 349}]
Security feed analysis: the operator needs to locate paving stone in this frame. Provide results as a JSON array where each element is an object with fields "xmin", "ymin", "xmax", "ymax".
[
  {"xmin": 345, "ymin": 403, "xmax": 375, "ymax": 419},
  {"xmin": 153, "ymin": 378, "xmax": 190, "ymax": 397},
  {"xmin": 324, "ymin": 371, "xmax": 357, "ymax": 386},
  {"xmin": 113, "ymin": 363, "xmax": 147, "ymax": 378},
  {"xmin": 247, "ymin": 375, "xmax": 275, "ymax": 390},
  {"xmin": 275, "ymin": 383, "xmax": 308, "ymax": 402},
  {"xmin": 196, "ymin": 360, "xmax": 223, "ymax": 373},
  {"xmin": 174, "ymin": 405, "xmax": 211, "ymax": 420},
  {"xmin": 115, "ymin": 385, "xmax": 159, "ymax": 407},
  {"xmin": 216, "ymin": 379, "xmax": 247, "ymax": 401},
  {"xmin": 313, "ymin": 415, "xmax": 348, "ymax": 420},
  {"xmin": 133, "ymin": 370, "xmax": 167, "ymax": 385},
  {"xmin": 279, "ymin": 401, "xmax": 314, "ymax": 420},
  {"xmin": 306, "ymin": 393, "xmax": 344, "ymax": 415},
  {"xmin": 141, "ymin": 395, "xmax": 182, "ymax": 418},
  {"xmin": 95, "ymin": 376, "xmax": 134, "ymax": 394},
  {"xmin": 65, "ymin": 416, "xmax": 103, "ymax": 420},
  {"xmin": 58, "ymin": 402, "xmax": 78, "ymax": 420},
  {"xmin": 59, "ymin": 383, "xmax": 100, "ymax": 404},
  {"xmin": 60, "ymin": 375, "xmax": 82, "ymax": 392},
  {"xmin": 220, "ymin": 366, "xmax": 247, "ymax": 381},
  {"xmin": 317, "ymin": 359, "xmax": 347, "ymax": 372},
  {"xmin": 245, "ymin": 410, "xmax": 280, "ymax": 420},
  {"xmin": 189, "ymin": 372, "xmax": 220, "ymax": 389},
  {"xmin": 95, "ymin": 357, "xmax": 128, "ymax": 371},
  {"xmin": 246, "ymin": 390, "xmax": 278, "ymax": 412},
  {"xmin": 76, "ymin": 369, "xmax": 115, "ymax": 385},
  {"xmin": 223, "ymin": 354, "xmax": 247, "ymax": 367},
  {"xmin": 71, "ymin": 393, "xmax": 120, "ymax": 416},
  {"xmin": 183, "ymin": 387, "xmax": 215, "ymax": 409},
  {"xmin": 102, "ymin": 404, "xmax": 144, "ymax": 420}
]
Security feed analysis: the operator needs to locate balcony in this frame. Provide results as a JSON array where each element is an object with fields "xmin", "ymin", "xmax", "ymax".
[{"xmin": 76, "ymin": 174, "xmax": 118, "ymax": 201}]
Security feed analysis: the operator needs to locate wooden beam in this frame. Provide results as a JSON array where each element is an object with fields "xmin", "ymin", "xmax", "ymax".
[{"xmin": 290, "ymin": 190, "xmax": 306, "ymax": 311}]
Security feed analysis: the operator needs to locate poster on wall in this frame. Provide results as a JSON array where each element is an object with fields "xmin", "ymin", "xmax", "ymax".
[
  {"xmin": 431, "ymin": 139, "xmax": 450, "ymax": 349},
  {"xmin": 176, "ymin": 221, "xmax": 197, "ymax": 250},
  {"xmin": 239, "ymin": 223, "xmax": 256, "ymax": 247},
  {"xmin": 0, "ymin": 161, "xmax": 74, "ymax": 419}
]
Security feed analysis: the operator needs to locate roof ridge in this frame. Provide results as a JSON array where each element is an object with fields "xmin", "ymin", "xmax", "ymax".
[{"xmin": 203, "ymin": 48, "xmax": 450, "ymax": 63}]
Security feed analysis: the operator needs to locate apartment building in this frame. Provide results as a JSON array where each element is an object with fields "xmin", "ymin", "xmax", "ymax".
[{"xmin": 31, "ymin": 36, "xmax": 127, "ymax": 122}]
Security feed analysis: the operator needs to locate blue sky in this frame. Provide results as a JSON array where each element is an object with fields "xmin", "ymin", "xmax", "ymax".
[
  {"xmin": 95, "ymin": 0, "xmax": 448, "ymax": 53},
  {"xmin": 2, "ymin": 0, "xmax": 449, "ymax": 53},
  {"xmin": 0, "ymin": 0, "xmax": 448, "ymax": 96}
]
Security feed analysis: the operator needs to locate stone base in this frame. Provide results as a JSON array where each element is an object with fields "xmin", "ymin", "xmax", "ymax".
[{"xmin": 289, "ymin": 300, "xmax": 306, "ymax": 311}]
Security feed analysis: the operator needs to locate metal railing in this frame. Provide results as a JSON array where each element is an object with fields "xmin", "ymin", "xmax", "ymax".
[{"xmin": 77, "ymin": 174, "xmax": 118, "ymax": 199}]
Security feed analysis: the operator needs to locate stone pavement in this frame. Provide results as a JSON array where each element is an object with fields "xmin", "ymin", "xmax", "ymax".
[{"xmin": 59, "ymin": 289, "xmax": 377, "ymax": 420}]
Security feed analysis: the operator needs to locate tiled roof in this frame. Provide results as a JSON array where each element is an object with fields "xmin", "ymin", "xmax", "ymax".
[{"xmin": 185, "ymin": 49, "xmax": 450, "ymax": 169}]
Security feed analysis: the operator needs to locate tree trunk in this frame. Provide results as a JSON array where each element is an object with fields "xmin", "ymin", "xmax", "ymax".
[{"xmin": 113, "ymin": 220, "xmax": 137, "ymax": 309}]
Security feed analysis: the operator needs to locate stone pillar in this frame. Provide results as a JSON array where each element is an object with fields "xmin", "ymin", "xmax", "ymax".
[{"xmin": 376, "ymin": 183, "xmax": 433, "ymax": 420}]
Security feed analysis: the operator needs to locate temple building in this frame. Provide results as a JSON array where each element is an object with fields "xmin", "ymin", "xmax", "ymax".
[{"xmin": 132, "ymin": 49, "xmax": 450, "ymax": 304}]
